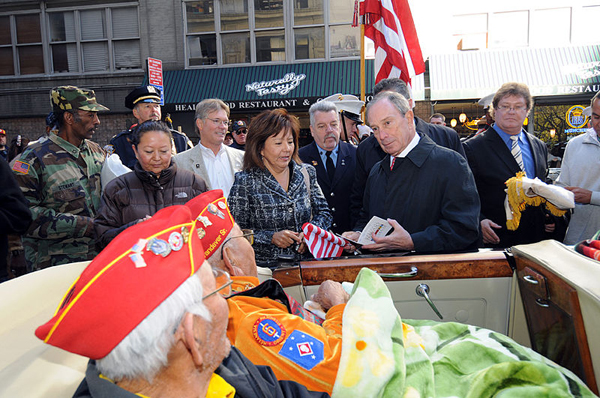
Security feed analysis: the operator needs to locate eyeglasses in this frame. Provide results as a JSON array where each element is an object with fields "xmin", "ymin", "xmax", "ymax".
[
  {"xmin": 496, "ymin": 104, "xmax": 527, "ymax": 112},
  {"xmin": 202, "ymin": 268, "xmax": 233, "ymax": 299},
  {"xmin": 206, "ymin": 117, "xmax": 230, "ymax": 127},
  {"xmin": 220, "ymin": 229, "xmax": 254, "ymax": 260},
  {"xmin": 234, "ymin": 129, "xmax": 247, "ymax": 135}
]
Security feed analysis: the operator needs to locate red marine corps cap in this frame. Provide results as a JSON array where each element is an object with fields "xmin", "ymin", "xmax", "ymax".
[
  {"xmin": 35, "ymin": 204, "xmax": 206, "ymax": 359},
  {"xmin": 184, "ymin": 190, "xmax": 235, "ymax": 259}
]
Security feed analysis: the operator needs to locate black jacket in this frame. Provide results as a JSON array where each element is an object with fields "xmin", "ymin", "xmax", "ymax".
[
  {"xmin": 350, "ymin": 117, "xmax": 464, "ymax": 227},
  {"xmin": 73, "ymin": 348, "xmax": 330, "ymax": 398},
  {"xmin": 0, "ymin": 158, "xmax": 31, "ymax": 280},
  {"xmin": 463, "ymin": 127, "xmax": 553, "ymax": 247},
  {"xmin": 299, "ymin": 141, "xmax": 357, "ymax": 233},
  {"xmin": 94, "ymin": 161, "xmax": 207, "ymax": 248}
]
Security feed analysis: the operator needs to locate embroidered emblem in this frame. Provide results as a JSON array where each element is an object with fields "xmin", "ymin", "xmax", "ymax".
[
  {"xmin": 197, "ymin": 215, "xmax": 212, "ymax": 227},
  {"xmin": 181, "ymin": 226, "xmax": 190, "ymax": 243},
  {"xmin": 168, "ymin": 232, "xmax": 184, "ymax": 251},
  {"xmin": 252, "ymin": 316, "xmax": 286, "ymax": 346},
  {"xmin": 278, "ymin": 330, "xmax": 324, "ymax": 370},
  {"xmin": 175, "ymin": 192, "xmax": 188, "ymax": 199},
  {"xmin": 146, "ymin": 238, "xmax": 171, "ymax": 257},
  {"xmin": 12, "ymin": 160, "xmax": 31, "ymax": 174},
  {"xmin": 218, "ymin": 201, "xmax": 227, "ymax": 210},
  {"xmin": 197, "ymin": 227, "xmax": 206, "ymax": 239}
]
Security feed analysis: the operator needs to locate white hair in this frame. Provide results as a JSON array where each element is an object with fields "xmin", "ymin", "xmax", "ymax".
[{"xmin": 96, "ymin": 273, "xmax": 211, "ymax": 382}]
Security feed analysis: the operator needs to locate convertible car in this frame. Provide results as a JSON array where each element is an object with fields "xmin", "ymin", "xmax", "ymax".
[{"xmin": 0, "ymin": 240, "xmax": 598, "ymax": 396}]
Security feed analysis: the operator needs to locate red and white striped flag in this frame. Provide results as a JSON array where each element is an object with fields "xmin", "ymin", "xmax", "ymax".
[
  {"xmin": 361, "ymin": 0, "xmax": 425, "ymax": 85},
  {"xmin": 302, "ymin": 223, "xmax": 347, "ymax": 259}
]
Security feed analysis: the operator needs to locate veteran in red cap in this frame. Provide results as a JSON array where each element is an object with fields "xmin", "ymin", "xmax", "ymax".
[
  {"xmin": 35, "ymin": 201, "xmax": 328, "ymax": 398},
  {"xmin": 184, "ymin": 190, "xmax": 350, "ymax": 395}
]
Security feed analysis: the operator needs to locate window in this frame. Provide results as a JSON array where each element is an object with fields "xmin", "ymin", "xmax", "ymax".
[
  {"xmin": 453, "ymin": 14, "xmax": 488, "ymax": 50},
  {"xmin": 489, "ymin": 11, "xmax": 529, "ymax": 48},
  {"xmin": 48, "ymin": 6, "xmax": 141, "ymax": 74},
  {"xmin": 0, "ymin": 3, "xmax": 141, "ymax": 77},
  {"xmin": 184, "ymin": 0, "xmax": 360, "ymax": 67}
]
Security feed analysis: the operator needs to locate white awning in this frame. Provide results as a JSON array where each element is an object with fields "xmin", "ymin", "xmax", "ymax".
[{"xmin": 429, "ymin": 45, "xmax": 600, "ymax": 100}]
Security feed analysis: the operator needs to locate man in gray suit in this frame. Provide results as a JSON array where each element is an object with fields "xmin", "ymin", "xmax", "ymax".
[{"xmin": 174, "ymin": 99, "xmax": 244, "ymax": 197}]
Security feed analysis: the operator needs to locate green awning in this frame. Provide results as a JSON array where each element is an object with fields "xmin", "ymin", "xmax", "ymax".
[{"xmin": 163, "ymin": 60, "xmax": 376, "ymax": 109}]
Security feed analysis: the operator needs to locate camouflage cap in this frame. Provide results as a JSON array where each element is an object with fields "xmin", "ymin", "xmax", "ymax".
[{"xmin": 50, "ymin": 86, "xmax": 109, "ymax": 112}]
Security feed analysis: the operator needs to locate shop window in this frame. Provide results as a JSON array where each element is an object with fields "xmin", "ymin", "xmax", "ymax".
[
  {"xmin": 329, "ymin": 25, "xmax": 359, "ymax": 58},
  {"xmin": 222, "ymin": 32, "xmax": 251, "ymax": 64},
  {"xmin": 295, "ymin": 0, "xmax": 323, "ymax": 26},
  {"xmin": 255, "ymin": 0, "xmax": 284, "ymax": 29},
  {"xmin": 490, "ymin": 11, "xmax": 529, "ymax": 48},
  {"xmin": 256, "ymin": 31, "xmax": 285, "ymax": 62},
  {"xmin": 188, "ymin": 34, "xmax": 217, "ymax": 65},
  {"xmin": 295, "ymin": 27, "xmax": 324, "ymax": 60},
  {"xmin": 221, "ymin": 0, "xmax": 249, "ymax": 31}
]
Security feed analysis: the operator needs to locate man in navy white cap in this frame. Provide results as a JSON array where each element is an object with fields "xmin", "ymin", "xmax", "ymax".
[
  {"xmin": 230, "ymin": 120, "xmax": 247, "ymax": 150},
  {"xmin": 108, "ymin": 85, "xmax": 193, "ymax": 168},
  {"xmin": 322, "ymin": 94, "xmax": 365, "ymax": 146}
]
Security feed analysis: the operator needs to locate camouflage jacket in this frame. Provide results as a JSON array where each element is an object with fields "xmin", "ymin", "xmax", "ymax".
[{"xmin": 12, "ymin": 133, "xmax": 105, "ymax": 270}]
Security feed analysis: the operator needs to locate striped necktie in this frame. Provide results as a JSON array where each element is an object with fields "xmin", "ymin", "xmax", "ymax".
[
  {"xmin": 510, "ymin": 135, "xmax": 524, "ymax": 171},
  {"xmin": 390, "ymin": 156, "xmax": 396, "ymax": 171}
]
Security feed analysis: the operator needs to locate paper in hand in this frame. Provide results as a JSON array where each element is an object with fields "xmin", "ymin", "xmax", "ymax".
[{"xmin": 358, "ymin": 216, "xmax": 392, "ymax": 245}]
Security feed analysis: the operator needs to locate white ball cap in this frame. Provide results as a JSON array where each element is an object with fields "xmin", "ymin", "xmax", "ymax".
[{"xmin": 322, "ymin": 93, "xmax": 365, "ymax": 116}]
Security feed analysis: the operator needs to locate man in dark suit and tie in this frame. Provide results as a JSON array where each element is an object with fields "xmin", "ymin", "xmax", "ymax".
[
  {"xmin": 299, "ymin": 100, "xmax": 356, "ymax": 233},
  {"xmin": 349, "ymin": 78, "xmax": 465, "ymax": 226},
  {"xmin": 463, "ymin": 82, "xmax": 556, "ymax": 248}
]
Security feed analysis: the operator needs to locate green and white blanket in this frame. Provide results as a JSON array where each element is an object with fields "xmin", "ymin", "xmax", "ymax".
[{"xmin": 332, "ymin": 268, "xmax": 597, "ymax": 398}]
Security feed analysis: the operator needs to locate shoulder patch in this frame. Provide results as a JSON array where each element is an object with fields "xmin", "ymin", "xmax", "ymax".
[
  {"xmin": 278, "ymin": 330, "xmax": 324, "ymax": 370},
  {"xmin": 12, "ymin": 160, "xmax": 31, "ymax": 174},
  {"xmin": 252, "ymin": 316, "xmax": 286, "ymax": 346}
]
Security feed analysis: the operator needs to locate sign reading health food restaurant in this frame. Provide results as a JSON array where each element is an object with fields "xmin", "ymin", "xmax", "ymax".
[{"xmin": 245, "ymin": 72, "xmax": 306, "ymax": 96}]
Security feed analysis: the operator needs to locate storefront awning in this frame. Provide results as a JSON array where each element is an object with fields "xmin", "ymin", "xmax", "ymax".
[
  {"xmin": 429, "ymin": 45, "xmax": 600, "ymax": 100},
  {"xmin": 163, "ymin": 59, "xmax": 425, "ymax": 112}
]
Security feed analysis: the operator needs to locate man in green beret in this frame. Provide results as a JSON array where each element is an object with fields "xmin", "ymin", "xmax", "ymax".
[{"xmin": 12, "ymin": 86, "xmax": 109, "ymax": 271}]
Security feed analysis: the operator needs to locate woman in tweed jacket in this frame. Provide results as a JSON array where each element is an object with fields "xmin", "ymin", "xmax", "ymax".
[{"xmin": 228, "ymin": 109, "xmax": 332, "ymax": 265}]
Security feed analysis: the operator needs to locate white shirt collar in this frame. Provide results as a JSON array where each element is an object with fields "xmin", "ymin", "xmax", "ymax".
[{"xmin": 394, "ymin": 132, "xmax": 420, "ymax": 159}]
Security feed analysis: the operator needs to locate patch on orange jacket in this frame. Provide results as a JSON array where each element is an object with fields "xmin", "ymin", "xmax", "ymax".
[{"xmin": 252, "ymin": 316, "xmax": 286, "ymax": 346}]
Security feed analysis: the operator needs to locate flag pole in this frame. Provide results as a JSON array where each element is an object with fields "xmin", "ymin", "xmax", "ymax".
[{"xmin": 358, "ymin": 0, "xmax": 366, "ymax": 121}]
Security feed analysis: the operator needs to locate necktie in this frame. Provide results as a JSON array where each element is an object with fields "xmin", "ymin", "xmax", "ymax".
[
  {"xmin": 390, "ymin": 156, "xmax": 396, "ymax": 171},
  {"xmin": 510, "ymin": 136, "xmax": 524, "ymax": 171},
  {"xmin": 325, "ymin": 151, "xmax": 335, "ymax": 181}
]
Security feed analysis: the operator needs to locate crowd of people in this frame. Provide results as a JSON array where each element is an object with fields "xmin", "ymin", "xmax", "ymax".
[
  {"xmin": 0, "ymin": 79, "xmax": 599, "ymax": 397},
  {"xmin": 1, "ymin": 80, "xmax": 599, "ymax": 278}
]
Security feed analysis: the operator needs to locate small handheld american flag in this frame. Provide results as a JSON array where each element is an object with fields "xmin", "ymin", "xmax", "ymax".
[{"xmin": 302, "ymin": 223, "xmax": 347, "ymax": 259}]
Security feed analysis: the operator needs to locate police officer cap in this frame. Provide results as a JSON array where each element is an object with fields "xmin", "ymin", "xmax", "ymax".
[
  {"xmin": 125, "ymin": 85, "xmax": 162, "ymax": 110},
  {"xmin": 322, "ymin": 93, "xmax": 364, "ymax": 123}
]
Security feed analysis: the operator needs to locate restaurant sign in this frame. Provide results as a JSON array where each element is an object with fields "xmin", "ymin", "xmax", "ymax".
[{"xmin": 245, "ymin": 72, "xmax": 306, "ymax": 96}]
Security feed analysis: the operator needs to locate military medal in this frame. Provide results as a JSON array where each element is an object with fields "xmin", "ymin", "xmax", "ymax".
[
  {"xmin": 181, "ymin": 226, "xmax": 190, "ymax": 243},
  {"xmin": 197, "ymin": 227, "xmax": 206, "ymax": 239},
  {"xmin": 197, "ymin": 215, "xmax": 212, "ymax": 227},
  {"xmin": 168, "ymin": 232, "xmax": 184, "ymax": 251},
  {"xmin": 146, "ymin": 238, "xmax": 171, "ymax": 257},
  {"xmin": 207, "ymin": 203, "xmax": 218, "ymax": 215}
]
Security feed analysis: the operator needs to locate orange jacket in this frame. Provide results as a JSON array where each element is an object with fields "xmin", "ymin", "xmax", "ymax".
[{"xmin": 227, "ymin": 276, "xmax": 344, "ymax": 394}]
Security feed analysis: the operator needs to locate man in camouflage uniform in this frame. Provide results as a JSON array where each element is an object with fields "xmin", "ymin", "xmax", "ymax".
[
  {"xmin": 107, "ymin": 85, "xmax": 193, "ymax": 168},
  {"xmin": 12, "ymin": 86, "xmax": 108, "ymax": 271}
]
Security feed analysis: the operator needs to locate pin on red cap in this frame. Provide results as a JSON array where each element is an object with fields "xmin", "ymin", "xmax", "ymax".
[
  {"xmin": 35, "ymin": 204, "xmax": 206, "ymax": 359},
  {"xmin": 184, "ymin": 190, "xmax": 235, "ymax": 259}
]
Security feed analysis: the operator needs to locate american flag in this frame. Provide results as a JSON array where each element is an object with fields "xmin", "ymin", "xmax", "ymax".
[
  {"xmin": 12, "ymin": 160, "xmax": 30, "ymax": 174},
  {"xmin": 302, "ymin": 223, "xmax": 347, "ymax": 259},
  {"xmin": 361, "ymin": 0, "xmax": 425, "ymax": 85}
]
